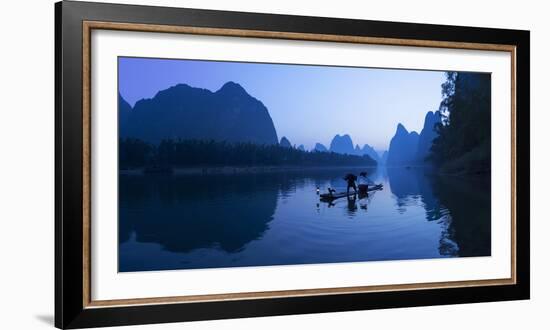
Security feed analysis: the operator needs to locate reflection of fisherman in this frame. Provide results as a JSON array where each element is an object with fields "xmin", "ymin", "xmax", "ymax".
[
  {"xmin": 347, "ymin": 196, "xmax": 358, "ymax": 214},
  {"xmin": 344, "ymin": 173, "xmax": 358, "ymax": 194}
]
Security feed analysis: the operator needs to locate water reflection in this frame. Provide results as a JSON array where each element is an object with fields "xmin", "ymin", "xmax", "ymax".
[
  {"xmin": 432, "ymin": 175, "xmax": 491, "ymax": 257},
  {"xmin": 386, "ymin": 167, "xmax": 490, "ymax": 257},
  {"xmin": 119, "ymin": 174, "xmax": 278, "ymax": 254},
  {"xmin": 346, "ymin": 196, "xmax": 358, "ymax": 216},
  {"xmin": 119, "ymin": 166, "xmax": 491, "ymax": 272}
]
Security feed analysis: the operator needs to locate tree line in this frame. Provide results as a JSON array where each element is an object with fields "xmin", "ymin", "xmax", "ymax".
[
  {"xmin": 430, "ymin": 72, "xmax": 491, "ymax": 174},
  {"xmin": 119, "ymin": 138, "xmax": 377, "ymax": 168}
]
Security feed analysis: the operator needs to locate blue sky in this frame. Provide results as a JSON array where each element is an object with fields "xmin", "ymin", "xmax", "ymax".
[{"xmin": 119, "ymin": 57, "xmax": 445, "ymax": 151}]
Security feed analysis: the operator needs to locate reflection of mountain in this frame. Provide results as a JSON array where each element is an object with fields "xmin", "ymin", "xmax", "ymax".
[
  {"xmin": 386, "ymin": 167, "xmax": 490, "ymax": 257},
  {"xmin": 119, "ymin": 174, "xmax": 278, "ymax": 256},
  {"xmin": 119, "ymin": 82, "xmax": 278, "ymax": 145},
  {"xmin": 386, "ymin": 167, "xmax": 424, "ymax": 213},
  {"xmin": 432, "ymin": 175, "xmax": 491, "ymax": 257},
  {"xmin": 387, "ymin": 167, "xmax": 442, "ymax": 221},
  {"xmin": 118, "ymin": 165, "xmax": 490, "ymax": 271},
  {"xmin": 120, "ymin": 168, "xmax": 382, "ymax": 271},
  {"xmin": 387, "ymin": 167, "xmax": 421, "ymax": 199}
]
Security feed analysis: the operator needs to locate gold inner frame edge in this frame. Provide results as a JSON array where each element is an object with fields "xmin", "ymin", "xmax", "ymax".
[{"xmin": 81, "ymin": 20, "xmax": 517, "ymax": 308}]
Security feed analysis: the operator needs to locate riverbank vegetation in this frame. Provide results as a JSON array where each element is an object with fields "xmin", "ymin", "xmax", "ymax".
[{"xmin": 430, "ymin": 72, "xmax": 491, "ymax": 175}]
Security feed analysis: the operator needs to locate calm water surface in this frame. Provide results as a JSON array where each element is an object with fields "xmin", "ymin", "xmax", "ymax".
[{"xmin": 119, "ymin": 167, "xmax": 491, "ymax": 272}]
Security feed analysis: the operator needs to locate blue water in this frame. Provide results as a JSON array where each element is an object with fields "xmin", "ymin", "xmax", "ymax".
[{"xmin": 118, "ymin": 167, "xmax": 490, "ymax": 272}]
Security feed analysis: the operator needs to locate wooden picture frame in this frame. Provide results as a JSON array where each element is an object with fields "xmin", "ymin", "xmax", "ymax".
[{"xmin": 55, "ymin": 1, "xmax": 530, "ymax": 328}]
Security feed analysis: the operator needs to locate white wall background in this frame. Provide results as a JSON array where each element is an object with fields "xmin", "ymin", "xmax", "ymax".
[{"xmin": 0, "ymin": 0, "xmax": 546, "ymax": 329}]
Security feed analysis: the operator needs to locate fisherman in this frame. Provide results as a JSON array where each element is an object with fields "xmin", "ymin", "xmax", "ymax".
[
  {"xmin": 344, "ymin": 173, "xmax": 358, "ymax": 195},
  {"xmin": 358, "ymin": 171, "xmax": 369, "ymax": 192}
]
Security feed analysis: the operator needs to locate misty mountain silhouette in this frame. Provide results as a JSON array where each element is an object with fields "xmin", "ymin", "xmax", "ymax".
[
  {"xmin": 314, "ymin": 143, "xmax": 328, "ymax": 152},
  {"xmin": 279, "ymin": 136, "xmax": 292, "ymax": 148},
  {"xmin": 387, "ymin": 111, "xmax": 441, "ymax": 166},
  {"xmin": 119, "ymin": 93, "xmax": 132, "ymax": 128},
  {"xmin": 329, "ymin": 134, "xmax": 355, "ymax": 155},
  {"xmin": 119, "ymin": 82, "xmax": 278, "ymax": 145},
  {"xmin": 381, "ymin": 150, "xmax": 389, "ymax": 164},
  {"xmin": 387, "ymin": 123, "xmax": 420, "ymax": 165},
  {"xmin": 326, "ymin": 134, "xmax": 382, "ymax": 165},
  {"xmin": 360, "ymin": 144, "xmax": 381, "ymax": 163},
  {"xmin": 417, "ymin": 111, "xmax": 441, "ymax": 162}
]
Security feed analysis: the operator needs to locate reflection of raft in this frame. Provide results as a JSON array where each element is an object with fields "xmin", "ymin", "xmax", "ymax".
[{"xmin": 320, "ymin": 184, "xmax": 383, "ymax": 201}]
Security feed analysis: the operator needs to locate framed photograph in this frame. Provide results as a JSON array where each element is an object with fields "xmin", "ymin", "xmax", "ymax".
[{"xmin": 55, "ymin": 1, "xmax": 530, "ymax": 328}]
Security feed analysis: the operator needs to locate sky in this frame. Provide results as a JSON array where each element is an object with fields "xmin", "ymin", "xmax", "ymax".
[{"xmin": 119, "ymin": 57, "xmax": 446, "ymax": 151}]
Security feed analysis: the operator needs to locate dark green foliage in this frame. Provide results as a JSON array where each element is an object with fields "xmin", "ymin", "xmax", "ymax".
[
  {"xmin": 119, "ymin": 138, "xmax": 153, "ymax": 168},
  {"xmin": 430, "ymin": 72, "xmax": 491, "ymax": 174},
  {"xmin": 119, "ymin": 138, "xmax": 377, "ymax": 168}
]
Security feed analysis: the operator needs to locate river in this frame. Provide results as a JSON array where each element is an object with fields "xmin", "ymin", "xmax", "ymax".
[{"xmin": 119, "ymin": 167, "xmax": 491, "ymax": 272}]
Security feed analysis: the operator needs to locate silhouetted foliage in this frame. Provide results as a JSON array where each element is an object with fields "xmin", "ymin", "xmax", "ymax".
[
  {"xmin": 430, "ymin": 72, "xmax": 491, "ymax": 174},
  {"xmin": 119, "ymin": 138, "xmax": 377, "ymax": 168},
  {"xmin": 119, "ymin": 138, "xmax": 153, "ymax": 168}
]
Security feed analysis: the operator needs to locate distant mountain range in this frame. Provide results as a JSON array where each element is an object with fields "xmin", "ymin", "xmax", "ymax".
[
  {"xmin": 314, "ymin": 143, "xmax": 328, "ymax": 152},
  {"xmin": 386, "ymin": 111, "xmax": 441, "ymax": 166},
  {"xmin": 276, "ymin": 134, "xmax": 383, "ymax": 165},
  {"xmin": 323, "ymin": 134, "xmax": 382, "ymax": 163},
  {"xmin": 119, "ymin": 81, "xmax": 278, "ymax": 145},
  {"xmin": 359, "ymin": 144, "xmax": 382, "ymax": 165},
  {"xmin": 119, "ymin": 81, "xmax": 391, "ymax": 166}
]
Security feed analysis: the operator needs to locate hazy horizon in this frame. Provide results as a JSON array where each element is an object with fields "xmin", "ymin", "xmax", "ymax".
[{"xmin": 119, "ymin": 57, "xmax": 446, "ymax": 151}]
